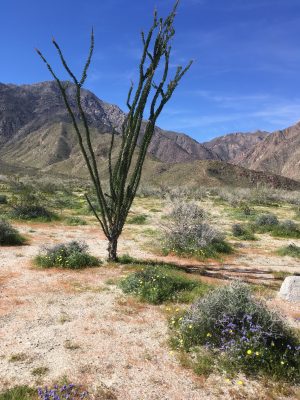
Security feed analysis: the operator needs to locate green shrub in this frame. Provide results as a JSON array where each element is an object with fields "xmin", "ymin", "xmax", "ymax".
[
  {"xmin": 11, "ymin": 205, "xmax": 56, "ymax": 221},
  {"xmin": 232, "ymin": 224, "xmax": 256, "ymax": 240},
  {"xmin": 65, "ymin": 216, "xmax": 87, "ymax": 226},
  {"xmin": 0, "ymin": 219, "xmax": 26, "ymax": 246},
  {"xmin": 271, "ymin": 220, "xmax": 300, "ymax": 239},
  {"xmin": 35, "ymin": 241, "xmax": 100, "ymax": 269},
  {"xmin": 255, "ymin": 213, "xmax": 279, "ymax": 228},
  {"xmin": 0, "ymin": 194, "xmax": 7, "ymax": 204},
  {"xmin": 120, "ymin": 266, "xmax": 209, "ymax": 304},
  {"xmin": 173, "ymin": 281, "xmax": 300, "ymax": 382},
  {"xmin": 0, "ymin": 386, "xmax": 36, "ymax": 400},
  {"xmin": 127, "ymin": 214, "xmax": 148, "ymax": 224},
  {"xmin": 277, "ymin": 244, "xmax": 300, "ymax": 259}
]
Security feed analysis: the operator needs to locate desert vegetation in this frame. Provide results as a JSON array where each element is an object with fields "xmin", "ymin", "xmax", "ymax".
[
  {"xmin": 35, "ymin": 241, "xmax": 100, "ymax": 269},
  {"xmin": 0, "ymin": 176, "xmax": 300, "ymax": 398},
  {"xmin": 0, "ymin": 219, "xmax": 26, "ymax": 246},
  {"xmin": 0, "ymin": 1, "xmax": 299, "ymax": 397},
  {"xmin": 170, "ymin": 282, "xmax": 300, "ymax": 383}
]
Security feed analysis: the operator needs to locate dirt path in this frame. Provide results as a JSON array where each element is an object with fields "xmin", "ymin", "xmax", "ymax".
[{"xmin": 0, "ymin": 223, "xmax": 298, "ymax": 399}]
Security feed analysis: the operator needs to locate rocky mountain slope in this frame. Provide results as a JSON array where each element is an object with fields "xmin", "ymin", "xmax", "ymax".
[
  {"xmin": 233, "ymin": 122, "xmax": 300, "ymax": 181},
  {"xmin": 204, "ymin": 131, "xmax": 269, "ymax": 161},
  {"xmin": 0, "ymin": 81, "xmax": 216, "ymax": 164},
  {"xmin": 0, "ymin": 80, "xmax": 299, "ymax": 186}
]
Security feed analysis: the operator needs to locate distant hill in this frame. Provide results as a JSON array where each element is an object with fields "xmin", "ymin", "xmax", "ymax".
[
  {"xmin": 0, "ymin": 81, "xmax": 217, "ymax": 164},
  {"xmin": 0, "ymin": 80, "xmax": 299, "ymax": 189},
  {"xmin": 204, "ymin": 131, "xmax": 269, "ymax": 161},
  {"xmin": 233, "ymin": 122, "xmax": 300, "ymax": 181}
]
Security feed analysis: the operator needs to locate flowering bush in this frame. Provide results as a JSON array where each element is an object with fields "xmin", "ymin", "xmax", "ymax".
[
  {"xmin": 38, "ymin": 384, "xmax": 89, "ymax": 400},
  {"xmin": 120, "ymin": 266, "xmax": 206, "ymax": 304},
  {"xmin": 171, "ymin": 281, "xmax": 300, "ymax": 382},
  {"xmin": 35, "ymin": 241, "xmax": 100, "ymax": 269}
]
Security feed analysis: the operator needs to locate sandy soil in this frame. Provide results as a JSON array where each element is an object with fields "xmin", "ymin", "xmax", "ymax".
[{"xmin": 0, "ymin": 201, "xmax": 299, "ymax": 399}]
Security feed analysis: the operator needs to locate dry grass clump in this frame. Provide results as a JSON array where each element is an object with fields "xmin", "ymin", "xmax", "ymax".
[{"xmin": 163, "ymin": 201, "xmax": 232, "ymax": 258}]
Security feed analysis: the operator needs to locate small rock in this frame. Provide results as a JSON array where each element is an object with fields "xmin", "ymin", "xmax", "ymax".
[{"xmin": 278, "ymin": 276, "xmax": 300, "ymax": 302}]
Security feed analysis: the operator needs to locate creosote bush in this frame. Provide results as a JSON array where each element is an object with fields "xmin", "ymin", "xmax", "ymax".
[
  {"xmin": 35, "ymin": 241, "xmax": 100, "ymax": 269},
  {"xmin": 232, "ymin": 223, "xmax": 256, "ymax": 240},
  {"xmin": 120, "ymin": 266, "xmax": 210, "ymax": 304},
  {"xmin": 171, "ymin": 281, "xmax": 300, "ymax": 382},
  {"xmin": 253, "ymin": 214, "xmax": 300, "ymax": 238},
  {"xmin": 277, "ymin": 244, "xmax": 300, "ymax": 259},
  {"xmin": 0, "ymin": 219, "xmax": 26, "ymax": 246},
  {"xmin": 255, "ymin": 213, "xmax": 279, "ymax": 228},
  {"xmin": 164, "ymin": 201, "xmax": 232, "ymax": 258},
  {"xmin": 11, "ymin": 205, "xmax": 56, "ymax": 221}
]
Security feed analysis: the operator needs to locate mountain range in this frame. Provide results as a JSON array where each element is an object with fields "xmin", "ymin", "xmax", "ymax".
[{"xmin": 0, "ymin": 81, "xmax": 299, "ymax": 189}]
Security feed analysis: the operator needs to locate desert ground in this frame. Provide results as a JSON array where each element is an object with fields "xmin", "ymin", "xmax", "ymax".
[{"xmin": 0, "ymin": 187, "xmax": 299, "ymax": 399}]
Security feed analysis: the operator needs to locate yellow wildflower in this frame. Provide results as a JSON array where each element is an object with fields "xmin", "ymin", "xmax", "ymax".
[
  {"xmin": 206, "ymin": 333, "xmax": 212, "ymax": 337},
  {"xmin": 246, "ymin": 349, "xmax": 252, "ymax": 355}
]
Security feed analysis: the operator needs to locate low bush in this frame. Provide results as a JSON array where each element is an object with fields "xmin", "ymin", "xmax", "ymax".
[
  {"xmin": 0, "ymin": 386, "xmax": 36, "ymax": 400},
  {"xmin": 65, "ymin": 216, "xmax": 87, "ymax": 226},
  {"xmin": 0, "ymin": 194, "xmax": 7, "ymax": 204},
  {"xmin": 11, "ymin": 205, "xmax": 56, "ymax": 221},
  {"xmin": 127, "ymin": 214, "xmax": 148, "ymax": 224},
  {"xmin": 172, "ymin": 281, "xmax": 300, "ymax": 382},
  {"xmin": 254, "ymin": 215, "xmax": 300, "ymax": 238},
  {"xmin": 255, "ymin": 213, "xmax": 279, "ymax": 228},
  {"xmin": 164, "ymin": 201, "xmax": 232, "ymax": 259},
  {"xmin": 277, "ymin": 244, "xmax": 300, "ymax": 259},
  {"xmin": 0, "ymin": 219, "xmax": 26, "ymax": 246},
  {"xmin": 120, "ymin": 266, "xmax": 209, "ymax": 304},
  {"xmin": 271, "ymin": 220, "xmax": 300, "ymax": 239},
  {"xmin": 35, "ymin": 241, "xmax": 100, "ymax": 269},
  {"xmin": 232, "ymin": 224, "xmax": 256, "ymax": 240}
]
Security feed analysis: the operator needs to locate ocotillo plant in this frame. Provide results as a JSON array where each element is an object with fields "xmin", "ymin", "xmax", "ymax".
[{"xmin": 36, "ymin": 1, "xmax": 192, "ymax": 261}]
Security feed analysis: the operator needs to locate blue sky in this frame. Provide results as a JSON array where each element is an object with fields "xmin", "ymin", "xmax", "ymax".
[{"xmin": 1, "ymin": 0, "xmax": 300, "ymax": 141}]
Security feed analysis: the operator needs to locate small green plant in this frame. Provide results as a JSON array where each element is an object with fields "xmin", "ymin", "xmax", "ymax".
[
  {"xmin": 120, "ymin": 265, "xmax": 209, "ymax": 304},
  {"xmin": 0, "ymin": 386, "xmax": 36, "ymax": 400},
  {"xmin": 127, "ymin": 214, "xmax": 148, "ymax": 224},
  {"xmin": 65, "ymin": 216, "xmax": 87, "ymax": 226},
  {"xmin": 271, "ymin": 220, "xmax": 300, "ymax": 239},
  {"xmin": 31, "ymin": 367, "xmax": 49, "ymax": 377},
  {"xmin": 64, "ymin": 340, "xmax": 80, "ymax": 350},
  {"xmin": 273, "ymin": 271, "xmax": 292, "ymax": 280},
  {"xmin": 277, "ymin": 244, "xmax": 300, "ymax": 259},
  {"xmin": 35, "ymin": 241, "xmax": 100, "ymax": 269},
  {"xmin": 232, "ymin": 223, "xmax": 256, "ymax": 240},
  {"xmin": 171, "ymin": 281, "xmax": 300, "ymax": 383},
  {"xmin": 0, "ymin": 219, "xmax": 26, "ymax": 246},
  {"xmin": 0, "ymin": 194, "xmax": 8, "ymax": 204},
  {"xmin": 9, "ymin": 353, "xmax": 28, "ymax": 362}
]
